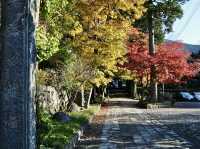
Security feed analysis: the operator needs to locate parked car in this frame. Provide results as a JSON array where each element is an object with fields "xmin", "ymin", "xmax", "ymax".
[
  {"xmin": 174, "ymin": 91, "xmax": 200, "ymax": 102},
  {"xmin": 193, "ymin": 92, "xmax": 200, "ymax": 101},
  {"xmin": 180, "ymin": 92, "xmax": 194, "ymax": 101}
]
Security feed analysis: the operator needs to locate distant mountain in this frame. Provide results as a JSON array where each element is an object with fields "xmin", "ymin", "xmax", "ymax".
[
  {"xmin": 166, "ymin": 40, "xmax": 200, "ymax": 54},
  {"xmin": 184, "ymin": 43, "xmax": 200, "ymax": 54}
]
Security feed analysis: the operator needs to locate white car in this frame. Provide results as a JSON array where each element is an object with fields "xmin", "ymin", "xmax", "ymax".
[
  {"xmin": 193, "ymin": 92, "xmax": 200, "ymax": 101},
  {"xmin": 180, "ymin": 92, "xmax": 194, "ymax": 101}
]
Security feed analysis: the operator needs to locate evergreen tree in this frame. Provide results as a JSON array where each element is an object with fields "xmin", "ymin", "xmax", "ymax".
[{"xmin": 135, "ymin": 0, "xmax": 189, "ymax": 43}]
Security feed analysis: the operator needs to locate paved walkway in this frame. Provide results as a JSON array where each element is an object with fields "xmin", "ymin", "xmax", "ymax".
[{"xmin": 76, "ymin": 98, "xmax": 200, "ymax": 149}]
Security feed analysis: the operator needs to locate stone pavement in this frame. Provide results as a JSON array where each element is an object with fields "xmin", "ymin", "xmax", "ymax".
[{"xmin": 76, "ymin": 98, "xmax": 200, "ymax": 149}]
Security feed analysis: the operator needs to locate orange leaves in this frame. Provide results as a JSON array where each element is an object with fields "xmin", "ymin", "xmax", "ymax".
[
  {"xmin": 124, "ymin": 28, "xmax": 151, "ymax": 78},
  {"xmin": 155, "ymin": 42, "xmax": 197, "ymax": 83},
  {"xmin": 123, "ymin": 29, "xmax": 199, "ymax": 84}
]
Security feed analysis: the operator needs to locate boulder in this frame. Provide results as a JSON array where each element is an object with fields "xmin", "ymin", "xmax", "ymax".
[
  {"xmin": 37, "ymin": 85, "xmax": 63, "ymax": 114},
  {"xmin": 71, "ymin": 103, "xmax": 81, "ymax": 112}
]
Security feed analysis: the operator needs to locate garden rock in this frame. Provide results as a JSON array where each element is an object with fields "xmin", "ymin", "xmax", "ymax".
[
  {"xmin": 71, "ymin": 103, "xmax": 81, "ymax": 112},
  {"xmin": 37, "ymin": 85, "xmax": 61, "ymax": 114}
]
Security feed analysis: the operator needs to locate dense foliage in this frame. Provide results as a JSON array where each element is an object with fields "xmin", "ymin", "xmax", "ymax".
[
  {"xmin": 135, "ymin": 0, "xmax": 189, "ymax": 43},
  {"xmin": 123, "ymin": 29, "xmax": 199, "ymax": 85},
  {"xmin": 35, "ymin": 1, "xmax": 200, "ymax": 147},
  {"xmin": 36, "ymin": 0, "xmax": 146, "ymax": 108}
]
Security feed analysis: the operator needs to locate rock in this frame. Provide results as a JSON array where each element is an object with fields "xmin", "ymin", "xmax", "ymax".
[
  {"xmin": 58, "ymin": 90, "xmax": 69, "ymax": 111},
  {"xmin": 53, "ymin": 112, "xmax": 71, "ymax": 123},
  {"xmin": 71, "ymin": 103, "xmax": 81, "ymax": 112},
  {"xmin": 36, "ymin": 85, "xmax": 70, "ymax": 114},
  {"xmin": 37, "ymin": 85, "xmax": 61, "ymax": 114}
]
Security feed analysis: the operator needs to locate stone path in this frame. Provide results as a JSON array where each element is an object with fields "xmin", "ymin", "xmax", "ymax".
[{"xmin": 76, "ymin": 98, "xmax": 200, "ymax": 149}]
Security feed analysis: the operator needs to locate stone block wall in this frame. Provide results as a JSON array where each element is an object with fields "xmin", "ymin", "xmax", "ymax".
[{"xmin": 37, "ymin": 85, "xmax": 68, "ymax": 114}]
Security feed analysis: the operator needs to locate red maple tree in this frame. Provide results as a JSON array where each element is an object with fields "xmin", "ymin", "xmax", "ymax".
[
  {"xmin": 123, "ymin": 28, "xmax": 151, "ymax": 81},
  {"xmin": 123, "ymin": 29, "xmax": 200, "ymax": 85},
  {"xmin": 154, "ymin": 42, "xmax": 195, "ymax": 83}
]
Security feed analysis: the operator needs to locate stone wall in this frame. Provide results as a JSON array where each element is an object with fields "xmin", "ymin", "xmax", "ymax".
[{"xmin": 37, "ymin": 85, "xmax": 68, "ymax": 114}]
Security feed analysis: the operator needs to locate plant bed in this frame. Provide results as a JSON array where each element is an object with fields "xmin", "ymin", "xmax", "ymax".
[{"xmin": 38, "ymin": 104, "xmax": 101, "ymax": 149}]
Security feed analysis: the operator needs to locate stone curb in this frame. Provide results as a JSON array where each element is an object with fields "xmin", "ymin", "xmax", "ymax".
[
  {"xmin": 147, "ymin": 103, "xmax": 172, "ymax": 109},
  {"xmin": 64, "ymin": 105, "xmax": 101, "ymax": 149}
]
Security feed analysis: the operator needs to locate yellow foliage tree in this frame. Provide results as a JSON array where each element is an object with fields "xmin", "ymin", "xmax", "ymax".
[{"xmin": 37, "ymin": 0, "xmax": 146, "ymax": 108}]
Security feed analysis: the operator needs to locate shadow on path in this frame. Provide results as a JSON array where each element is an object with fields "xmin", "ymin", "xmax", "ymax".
[{"xmin": 76, "ymin": 98, "xmax": 200, "ymax": 149}]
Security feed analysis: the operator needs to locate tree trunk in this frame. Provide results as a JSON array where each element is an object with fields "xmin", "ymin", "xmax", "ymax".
[
  {"xmin": 150, "ymin": 65, "xmax": 158, "ymax": 102},
  {"xmin": 148, "ymin": 1, "xmax": 158, "ymax": 102},
  {"xmin": 102, "ymin": 87, "xmax": 107, "ymax": 100},
  {"xmin": 86, "ymin": 87, "xmax": 93, "ymax": 109},
  {"xmin": 81, "ymin": 85, "xmax": 85, "ymax": 107},
  {"xmin": 162, "ymin": 83, "xmax": 165, "ymax": 96},
  {"xmin": 102, "ymin": 88, "xmax": 105, "ymax": 99},
  {"xmin": 67, "ymin": 91, "xmax": 79, "ymax": 112},
  {"xmin": 133, "ymin": 81, "xmax": 138, "ymax": 98}
]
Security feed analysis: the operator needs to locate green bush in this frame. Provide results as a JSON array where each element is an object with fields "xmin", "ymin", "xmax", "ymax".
[
  {"xmin": 38, "ymin": 105, "xmax": 100, "ymax": 149},
  {"xmin": 93, "ymin": 95, "xmax": 105, "ymax": 104},
  {"xmin": 36, "ymin": 69, "xmax": 49, "ymax": 86}
]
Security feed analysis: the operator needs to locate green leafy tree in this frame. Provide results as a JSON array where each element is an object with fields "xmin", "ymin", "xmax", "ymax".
[
  {"xmin": 135, "ymin": 0, "xmax": 189, "ymax": 43},
  {"xmin": 36, "ymin": 0, "xmax": 82, "ymax": 62}
]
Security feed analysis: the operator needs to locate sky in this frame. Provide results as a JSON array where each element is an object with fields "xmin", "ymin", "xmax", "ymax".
[{"xmin": 166, "ymin": 0, "xmax": 200, "ymax": 45}]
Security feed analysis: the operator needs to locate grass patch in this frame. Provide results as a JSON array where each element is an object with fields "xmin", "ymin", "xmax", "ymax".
[{"xmin": 39, "ymin": 104, "xmax": 100, "ymax": 149}]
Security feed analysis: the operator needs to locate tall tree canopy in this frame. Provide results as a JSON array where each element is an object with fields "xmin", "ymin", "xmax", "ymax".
[
  {"xmin": 68, "ymin": 0, "xmax": 146, "ymax": 86},
  {"xmin": 36, "ymin": 0, "xmax": 146, "ymax": 107},
  {"xmin": 135, "ymin": 0, "xmax": 189, "ymax": 43}
]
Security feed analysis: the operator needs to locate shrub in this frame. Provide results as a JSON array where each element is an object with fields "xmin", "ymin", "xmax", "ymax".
[{"xmin": 38, "ymin": 105, "xmax": 100, "ymax": 149}]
